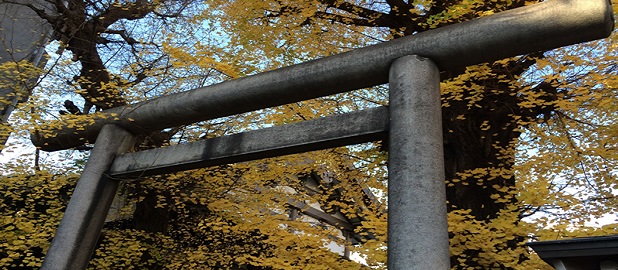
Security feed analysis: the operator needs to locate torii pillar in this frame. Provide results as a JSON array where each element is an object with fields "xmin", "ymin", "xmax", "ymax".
[{"xmin": 388, "ymin": 55, "xmax": 449, "ymax": 269}]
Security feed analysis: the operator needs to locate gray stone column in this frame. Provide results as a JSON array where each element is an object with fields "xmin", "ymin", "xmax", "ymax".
[
  {"xmin": 42, "ymin": 125, "xmax": 135, "ymax": 270},
  {"xmin": 388, "ymin": 55, "xmax": 449, "ymax": 269}
]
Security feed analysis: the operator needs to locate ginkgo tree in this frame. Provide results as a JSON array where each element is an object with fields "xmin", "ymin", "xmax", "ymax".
[
  {"xmin": 0, "ymin": 0, "xmax": 617, "ymax": 269},
  {"xmin": 1, "ymin": 1, "xmax": 383, "ymax": 269},
  {"xmin": 203, "ymin": 0, "xmax": 618, "ymax": 267}
]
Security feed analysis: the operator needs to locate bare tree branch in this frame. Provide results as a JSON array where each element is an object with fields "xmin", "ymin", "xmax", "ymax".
[
  {"xmin": 96, "ymin": 0, "xmax": 154, "ymax": 30},
  {"xmin": 104, "ymin": 29, "xmax": 140, "ymax": 45},
  {"xmin": 317, "ymin": 0, "xmax": 396, "ymax": 27},
  {"xmin": 312, "ymin": 11, "xmax": 378, "ymax": 27}
]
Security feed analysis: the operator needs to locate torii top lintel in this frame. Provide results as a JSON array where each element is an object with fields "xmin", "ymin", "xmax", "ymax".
[{"xmin": 32, "ymin": 0, "xmax": 614, "ymax": 151}]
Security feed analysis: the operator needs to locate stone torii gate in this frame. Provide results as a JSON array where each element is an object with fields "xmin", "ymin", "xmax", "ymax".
[{"xmin": 31, "ymin": 0, "xmax": 613, "ymax": 269}]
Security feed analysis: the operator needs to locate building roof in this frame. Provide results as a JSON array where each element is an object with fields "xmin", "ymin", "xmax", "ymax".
[{"xmin": 527, "ymin": 234, "xmax": 618, "ymax": 269}]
